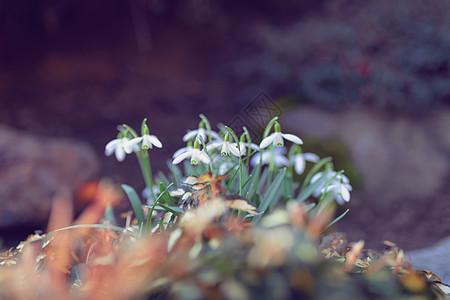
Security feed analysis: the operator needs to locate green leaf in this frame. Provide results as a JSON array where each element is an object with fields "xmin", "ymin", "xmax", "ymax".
[
  {"xmin": 259, "ymin": 167, "xmax": 287, "ymax": 212},
  {"xmin": 226, "ymin": 164, "xmax": 241, "ymax": 191},
  {"xmin": 257, "ymin": 167, "xmax": 269, "ymax": 193},
  {"xmin": 243, "ymin": 161, "xmax": 262, "ymax": 200},
  {"xmin": 322, "ymin": 209, "xmax": 350, "ymax": 233},
  {"xmin": 146, "ymin": 205, "xmax": 184, "ymax": 214},
  {"xmin": 121, "ymin": 184, "xmax": 146, "ymax": 225}
]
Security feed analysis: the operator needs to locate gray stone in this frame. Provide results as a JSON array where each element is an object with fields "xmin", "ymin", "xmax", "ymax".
[
  {"xmin": 282, "ymin": 107, "xmax": 449, "ymax": 203},
  {"xmin": 0, "ymin": 125, "xmax": 99, "ymax": 228},
  {"xmin": 408, "ymin": 236, "xmax": 450, "ymax": 284}
]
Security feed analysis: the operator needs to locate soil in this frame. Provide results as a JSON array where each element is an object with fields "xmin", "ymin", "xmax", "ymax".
[{"xmin": 0, "ymin": 1, "xmax": 447, "ymax": 251}]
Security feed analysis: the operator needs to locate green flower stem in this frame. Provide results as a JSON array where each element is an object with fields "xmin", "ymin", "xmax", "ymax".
[
  {"xmin": 225, "ymin": 126, "xmax": 243, "ymax": 195},
  {"xmin": 136, "ymin": 149, "xmax": 155, "ymax": 200}
]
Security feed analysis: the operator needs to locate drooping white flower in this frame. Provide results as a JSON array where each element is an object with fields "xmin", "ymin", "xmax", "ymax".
[
  {"xmin": 128, "ymin": 134, "xmax": 162, "ymax": 150},
  {"xmin": 183, "ymin": 128, "xmax": 221, "ymax": 143},
  {"xmin": 259, "ymin": 122, "xmax": 303, "ymax": 149},
  {"xmin": 310, "ymin": 171, "xmax": 352, "ymax": 204},
  {"xmin": 172, "ymin": 148, "xmax": 211, "ymax": 165},
  {"xmin": 291, "ymin": 153, "xmax": 320, "ymax": 175},
  {"xmin": 233, "ymin": 142, "xmax": 260, "ymax": 156},
  {"xmin": 250, "ymin": 147, "xmax": 289, "ymax": 167},
  {"xmin": 327, "ymin": 181, "xmax": 352, "ymax": 205},
  {"xmin": 105, "ymin": 138, "xmax": 139, "ymax": 162},
  {"xmin": 207, "ymin": 133, "xmax": 241, "ymax": 157}
]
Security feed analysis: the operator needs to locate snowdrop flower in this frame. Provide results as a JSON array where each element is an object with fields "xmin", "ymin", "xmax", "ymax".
[
  {"xmin": 207, "ymin": 133, "xmax": 241, "ymax": 157},
  {"xmin": 105, "ymin": 137, "xmax": 139, "ymax": 162},
  {"xmin": 260, "ymin": 122, "xmax": 303, "ymax": 149},
  {"xmin": 183, "ymin": 127, "xmax": 221, "ymax": 143},
  {"xmin": 327, "ymin": 180, "xmax": 352, "ymax": 205},
  {"xmin": 310, "ymin": 171, "xmax": 352, "ymax": 204},
  {"xmin": 291, "ymin": 153, "xmax": 320, "ymax": 175},
  {"xmin": 250, "ymin": 147, "xmax": 289, "ymax": 167},
  {"xmin": 234, "ymin": 142, "xmax": 260, "ymax": 156},
  {"xmin": 128, "ymin": 134, "xmax": 162, "ymax": 150},
  {"xmin": 173, "ymin": 139, "xmax": 211, "ymax": 165}
]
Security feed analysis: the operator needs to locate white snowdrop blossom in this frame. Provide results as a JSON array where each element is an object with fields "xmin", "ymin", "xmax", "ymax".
[
  {"xmin": 234, "ymin": 142, "xmax": 260, "ymax": 156},
  {"xmin": 291, "ymin": 153, "xmax": 320, "ymax": 175},
  {"xmin": 250, "ymin": 147, "xmax": 289, "ymax": 167},
  {"xmin": 172, "ymin": 148, "xmax": 211, "ymax": 165},
  {"xmin": 128, "ymin": 134, "xmax": 162, "ymax": 150},
  {"xmin": 310, "ymin": 171, "xmax": 352, "ymax": 204},
  {"xmin": 207, "ymin": 138, "xmax": 241, "ymax": 157},
  {"xmin": 260, "ymin": 122, "xmax": 303, "ymax": 149},
  {"xmin": 183, "ymin": 128, "xmax": 221, "ymax": 143},
  {"xmin": 105, "ymin": 138, "xmax": 139, "ymax": 162},
  {"xmin": 327, "ymin": 181, "xmax": 352, "ymax": 205},
  {"xmin": 260, "ymin": 132, "xmax": 303, "ymax": 149}
]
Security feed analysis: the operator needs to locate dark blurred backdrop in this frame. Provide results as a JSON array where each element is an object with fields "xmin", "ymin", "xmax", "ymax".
[{"xmin": 0, "ymin": 0, "xmax": 449, "ymax": 250}]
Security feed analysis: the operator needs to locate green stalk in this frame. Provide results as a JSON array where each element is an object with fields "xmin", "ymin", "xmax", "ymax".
[
  {"xmin": 225, "ymin": 126, "xmax": 243, "ymax": 195},
  {"xmin": 136, "ymin": 149, "xmax": 155, "ymax": 200}
]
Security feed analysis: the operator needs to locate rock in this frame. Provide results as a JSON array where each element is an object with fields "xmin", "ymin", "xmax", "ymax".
[
  {"xmin": 0, "ymin": 125, "xmax": 99, "ymax": 228},
  {"xmin": 408, "ymin": 236, "xmax": 450, "ymax": 284},
  {"xmin": 281, "ymin": 107, "xmax": 449, "ymax": 203}
]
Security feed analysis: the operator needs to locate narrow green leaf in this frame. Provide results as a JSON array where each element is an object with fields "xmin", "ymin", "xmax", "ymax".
[
  {"xmin": 259, "ymin": 168, "xmax": 287, "ymax": 212},
  {"xmin": 121, "ymin": 184, "xmax": 146, "ymax": 225},
  {"xmin": 322, "ymin": 209, "xmax": 350, "ymax": 233},
  {"xmin": 226, "ymin": 164, "xmax": 241, "ymax": 191},
  {"xmin": 146, "ymin": 205, "xmax": 184, "ymax": 214}
]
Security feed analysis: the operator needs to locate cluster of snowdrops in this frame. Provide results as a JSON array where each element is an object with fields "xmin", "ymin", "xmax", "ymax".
[{"xmin": 0, "ymin": 115, "xmax": 448, "ymax": 299}]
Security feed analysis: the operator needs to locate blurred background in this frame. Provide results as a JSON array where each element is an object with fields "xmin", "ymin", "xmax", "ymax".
[{"xmin": 0, "ymin": 0, "xmax": 449, "ymax": 250}]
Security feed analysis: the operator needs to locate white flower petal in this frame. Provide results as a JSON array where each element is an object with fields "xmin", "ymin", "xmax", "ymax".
[
  {"xmin": 146, "ymin": 135, "xmax": 162, "ymax": 148},
  {"xmin": 198, "ymin": 151, "xmax": 211, "ymax": 164},
  {"xmin": 228, "ymin": 143, "xmax": 241, "ymax": 157},
  {"xmin": 259, "ymin": 134, "xmax": 276, "ymax": 149},
  {"xmin": 173, "ymin": 146, "xmax": 190, "ymax": 158},
  {"xmin": 340, "ymin": 186, "xmax": 350, "ymax": 202},
  {"xmin": 282, "ymin": 133, "xmax": 303, "ymax": 145},
  {"xmin": 250, "ymin": 154, "xmax": 260, "ymax": 166},
  {"xmin": 310, "ymin": 172, "xmax": 323, "ymax": 184},
  {"xmin": 294, "ymin": 155, "xmax": 306, "ymax": 174},
  {"xmin": 303, "ymin": 153, "xmax": 320, "ymax": 162},
  {"xmin": 221, "ymin": 143, "xmax": 229, "ymax": 156},
  {"xmin": 173, "ymin": 151, "xmax": 191, "ymax": 164},
  {"xmin": 207, "ymin": 142, "xmax": 221, "ymax": 151},
  {"xmin": 105, "ymin": 139, "xmax": 121, "ymax": 155},
  {"xmin": 274, "ymin": 133, "xmax": 284, "ymax": 147},
  {"xmin": 249, "ymin": 143, "xmax": 260, "ymax": 151},
  {"xmin": 183, "ymin": 130, "xmax": 198, "ymax": 142},
  {"xmin": 126, "ymin": 137, "xmax": 143, "ymax": 152},
  {"xmin": 274, "ymin": 155, "xmax": 289, "ymax": 167},
  {"xmin": 115, "ymin": 147, "xmax": 126, "ymax": 162}
]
